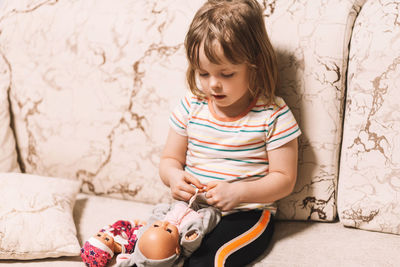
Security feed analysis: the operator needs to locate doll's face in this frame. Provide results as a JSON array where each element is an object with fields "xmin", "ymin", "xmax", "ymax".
[
  {"xmin": 138, "ymin": 220, "xmax": 180, "ymax": 260},
  {"xmin": 94, "ymin": 231, "xmax": 122, "ymax": 253},
  {"xmin": 95, "ymin": 231, "xmax": 115, "ymax": 250}
]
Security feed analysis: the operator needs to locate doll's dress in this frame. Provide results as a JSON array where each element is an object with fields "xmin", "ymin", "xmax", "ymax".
[{"xmin": 102, "ymin": 220, "xmax": 142, "ymax": 254}]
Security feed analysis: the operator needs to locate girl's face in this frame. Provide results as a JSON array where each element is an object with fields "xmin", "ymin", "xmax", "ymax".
[{"xmin": 197, "ymin": 42, "xmax": 252, "ymax": 118}]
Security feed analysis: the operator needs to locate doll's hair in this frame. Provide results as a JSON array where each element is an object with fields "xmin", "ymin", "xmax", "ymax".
[{"xmin": 185, "ymin": 0, "xmax": 278, "ymax": 104}]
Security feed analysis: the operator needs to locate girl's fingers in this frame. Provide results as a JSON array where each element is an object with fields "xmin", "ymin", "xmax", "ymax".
[
  {"xmin": 206, "ymin": 197, "xmax": 219, "ymax": 208},
  {"xmin": 184, "ymin": 173, "xmax": 206, "ymax": 191},
  {"xmin": 171, "ymin": 187, "xmax": 190, "ymax": 201},
  {"xmin": 175, "ymin": 191, "xmax": 193, "ymax": 202},
  {"xmin": 170, "ymin": 172, "xmax": 206, "ymax": 201},
  {"xmin": 206, "ymin": 181, "xmax": 217, "ymax": 191},
  {"xmin": 174, "ymin": 183, "xmax": 198, "ymax": 201}
]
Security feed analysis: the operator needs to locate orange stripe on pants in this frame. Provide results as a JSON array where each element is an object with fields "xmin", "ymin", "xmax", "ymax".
[{"xmin": 214, "ymin": 210, "xmax": 271, "ymax": 267}]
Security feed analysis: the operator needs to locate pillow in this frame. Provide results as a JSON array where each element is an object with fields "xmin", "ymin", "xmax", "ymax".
[{"xmin": 0, "ymin": 173, "xmax": 81, "ymax": 259}]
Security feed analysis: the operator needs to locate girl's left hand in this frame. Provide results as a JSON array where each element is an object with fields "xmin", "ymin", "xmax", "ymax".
[{"xmin": 205, "ymin": 181, "xmax": 241, "ymax": 211}]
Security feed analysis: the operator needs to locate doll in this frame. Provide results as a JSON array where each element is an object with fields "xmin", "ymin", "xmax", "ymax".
[
  {"xmin": 116, "ymin": 190, "xmax": 221, "ymax": 267},
  {"xmin": 81, "ymin": 220, "xmax": 145, "ymax": 267}
]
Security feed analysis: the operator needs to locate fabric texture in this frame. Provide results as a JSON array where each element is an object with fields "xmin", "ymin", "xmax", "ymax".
[
  {"xmin": 0, "ymin": 0, "xmax": 204, "ymax": 205},
  {"xmin": 264, "ymin": 0, "xmax": 366, "ymax": 220},
  {"xmin": 163, "ymin": 202, "xmax": 203, "ymax": 233},
  {"xmin": 0, "ymin": 0, "xmax": 365, "ymax": 221},
  {"xmin": 0, "ymin": 55, "xmax": 19, "ymax": 173},
  {"xmin": 80, "ymin": 241, "xmax": 112, "ymax": 267},
  {"xmin": 0, "ymin": 173, "xmax": 81, "ymax": 259},
  {"xmin": 3, "ymin": 193, "xmax": 398, "ymax": 266},
  {"xmin": 338, "ymin": 0, "xmax": 400, "ymax": 235},
  {"xmin": 170, "ymin": 93, "xmax": 300, "ymax": 183},
  {"xmin": 185, "ymin": 209, "xmax": 274, "ymax": 267},
  {"xmin": 169, "ymin": 93, "xmax": 300, "ymax": 214},
  {"xmin": 101, "ymin": 220, "xmax": 142, "ymax": 254},
  {"xmin": 81, "ymin": 220, "xmax": 143, "ymax": 267}
]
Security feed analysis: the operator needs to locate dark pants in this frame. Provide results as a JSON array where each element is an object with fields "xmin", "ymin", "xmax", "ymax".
[{"xmin": 184, "ymin": 209, "xmax": 274, "ymax": 267}]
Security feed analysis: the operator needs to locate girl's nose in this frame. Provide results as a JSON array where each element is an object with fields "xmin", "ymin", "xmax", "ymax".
[{"xmin": 209, "ymin": 76, "xmax": 221, "ymax": 90}]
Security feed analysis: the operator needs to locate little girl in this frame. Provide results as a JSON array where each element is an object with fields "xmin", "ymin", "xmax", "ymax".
[{"xmin": 159, "ymin": 0, "xmax": 301, "ymax": 266}]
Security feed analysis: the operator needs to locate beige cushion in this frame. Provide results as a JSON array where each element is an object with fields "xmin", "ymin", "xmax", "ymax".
[
  {"xmin": 265, "ymin": 0, "xmax": 364, "ymax": 220},
  {"xmin": 338, "ymin": 0, "xmax": 400, "ymax": 234},
  {"xmin": 0, "ymin": 52, "xmax": 19, "ymax": 173},
  {"xmin": 0, "ymin": 173, "xmax": 81, "ymax": 259}
]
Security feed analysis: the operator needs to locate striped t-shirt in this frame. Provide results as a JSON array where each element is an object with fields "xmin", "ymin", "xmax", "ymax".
[{"xmin": 169, "ymin": 92, "xmax": 301, "ymax": 213}]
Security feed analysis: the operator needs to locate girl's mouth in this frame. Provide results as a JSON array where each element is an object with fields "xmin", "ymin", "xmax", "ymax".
[{"xmin": 212, "ymin": 94, "xmax": 226, "ymax": 100}]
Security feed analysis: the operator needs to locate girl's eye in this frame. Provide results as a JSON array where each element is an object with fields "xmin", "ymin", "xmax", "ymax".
[
  {"xmin": 199, "ymin": 73, "xmax": 209, "ymax": 77},
  {"xmin": 221, "ymin": 73, "xmax": 234, "ymax": 78},
  {"xmin": 105, "ymin": 238, "xmax": 109, "ymax": 241},
  {"xmin": 166, "ymin": 229, "xmax": 172, "ymax": 233},
  {"xmin": 153, "ymin": 224, "xmax": 159, "ymax": 227},
  {"xmin": 97, "ymin": 233, "xmax": 101, "ymax": 237}
]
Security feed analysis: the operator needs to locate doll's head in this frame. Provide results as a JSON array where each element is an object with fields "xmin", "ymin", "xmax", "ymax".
[
  {"xmin": 138, "ymin": 220, "xmax": 181, "ymax": 260},
  {"xmin": 81, "ymin": 220, "xmax": 144, "ymax": 267},
  {"xmin": 81, "ymin": 231, "xmax": 124, "ymax": 267},
  {"xmin": 80, "ymin": 232, "xmax": 115, "ymax": 267}
]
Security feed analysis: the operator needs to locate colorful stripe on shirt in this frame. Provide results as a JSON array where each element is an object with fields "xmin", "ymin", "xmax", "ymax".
[{"xmin": 169, "ymin": 93, "xmax": 301, "ymax": 183}]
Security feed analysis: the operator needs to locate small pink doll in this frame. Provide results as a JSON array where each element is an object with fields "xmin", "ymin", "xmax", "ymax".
[{"xmin": 81, "ymin": 220, "xmax": 145, "ymax": 267}]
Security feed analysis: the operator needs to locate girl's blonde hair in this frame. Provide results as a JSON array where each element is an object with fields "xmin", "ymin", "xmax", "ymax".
[{"xmin": 184, "ymin": 0, "xmax": 278, "ymax": 104}]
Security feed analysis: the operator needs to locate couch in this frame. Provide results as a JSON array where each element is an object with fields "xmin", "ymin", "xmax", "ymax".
[{"xmin": 0, "ymin": 0, "xmax": 399, "ymax": 266}]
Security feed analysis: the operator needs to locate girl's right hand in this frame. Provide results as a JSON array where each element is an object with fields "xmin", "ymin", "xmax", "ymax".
[{"xmin": 168, "ymin": 170, "xmax": 205, "ymax": 202}]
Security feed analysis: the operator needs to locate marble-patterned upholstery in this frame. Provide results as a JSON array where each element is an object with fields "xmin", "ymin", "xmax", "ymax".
[
  {"xmin": 338, "ymin": 0, "xmax": 400, "ymax": 234},
  {"xmin": 1, "ymin": 0, "xmax": 204, "ymax": 204},
  {"xmin": 1, "ymin": 0, "xmax": 400, "ymax": 265},
  {"xmin": 0, "ymin": 50, "xmax": 19, "ymax": 173},
  {"xmin": 0, "ymin": 0, "xmax": 368, "ymax": 221},
  {"xmin": 265, "ymin": 0, "xmax": 365, "ymax": 220}
]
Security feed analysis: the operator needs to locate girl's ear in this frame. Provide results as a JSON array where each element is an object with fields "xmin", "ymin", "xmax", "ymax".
[{"xmin": 176, "ymin": 245, "xmax": 181, "ymax": 255}]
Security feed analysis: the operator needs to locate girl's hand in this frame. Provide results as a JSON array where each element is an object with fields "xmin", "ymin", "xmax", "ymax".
[
  {"xmin": 205, "ymin": 181, "xmax": 241, "ymax": 211},
  {"xmin": 168, "ymin": 170, "xmax": 205, "ymax": 202}
]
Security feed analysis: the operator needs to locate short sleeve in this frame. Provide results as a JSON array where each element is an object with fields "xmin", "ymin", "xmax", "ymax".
[
  {"xmin": 169, "ymin": 93, "xmax": 192, "ymax": 136},
  {"xmin": 266, "ymin": 97, "xmax": 301, "ymax": 151}
]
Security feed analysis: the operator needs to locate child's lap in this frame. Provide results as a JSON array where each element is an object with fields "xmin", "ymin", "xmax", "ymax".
[{"xmin": 185, "ymin": 209, "xmax": 275, "ymax": 267}]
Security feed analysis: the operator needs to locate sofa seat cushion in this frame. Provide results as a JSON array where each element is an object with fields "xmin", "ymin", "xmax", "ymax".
[{"xmin": 2, "ymin": 194, "xmax": 399, "ymax": 266}]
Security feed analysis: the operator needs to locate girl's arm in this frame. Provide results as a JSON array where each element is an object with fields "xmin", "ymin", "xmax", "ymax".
[
  {"xmin": 159, "ymin": 128, "xmax": 205, "ymax": 201},
  {"xmin": 205, "ymin": 138, "xmax": 299, "ymax": 211}
]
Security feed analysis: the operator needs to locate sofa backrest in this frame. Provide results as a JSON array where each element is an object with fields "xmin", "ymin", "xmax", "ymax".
[
  {"xmin": 0, "ymin": 53, "xmax": 20, "ymax": 173},
  {"xmin": 338, "ymin": 0, "xmax": 400, "ymax": 235},
  {"xmin": 265, "ymin": 0, "xmax": 365, "ymax": 220},
  {"xmin": 0, "ymin": 0, "xmax": 368, "ymax": 221},
  {"xmin": 0, "ymin": 0, "xmax": 203, "ymax": 204}
]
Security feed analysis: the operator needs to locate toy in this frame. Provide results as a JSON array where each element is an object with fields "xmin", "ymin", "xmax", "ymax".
[
  {"xmin": 116, "ymin": 190, "xmax": 221, "ymax": 267},
  {"xmin": 81, "ymin": 220, "xmax": 145, "ymax": 267}
]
